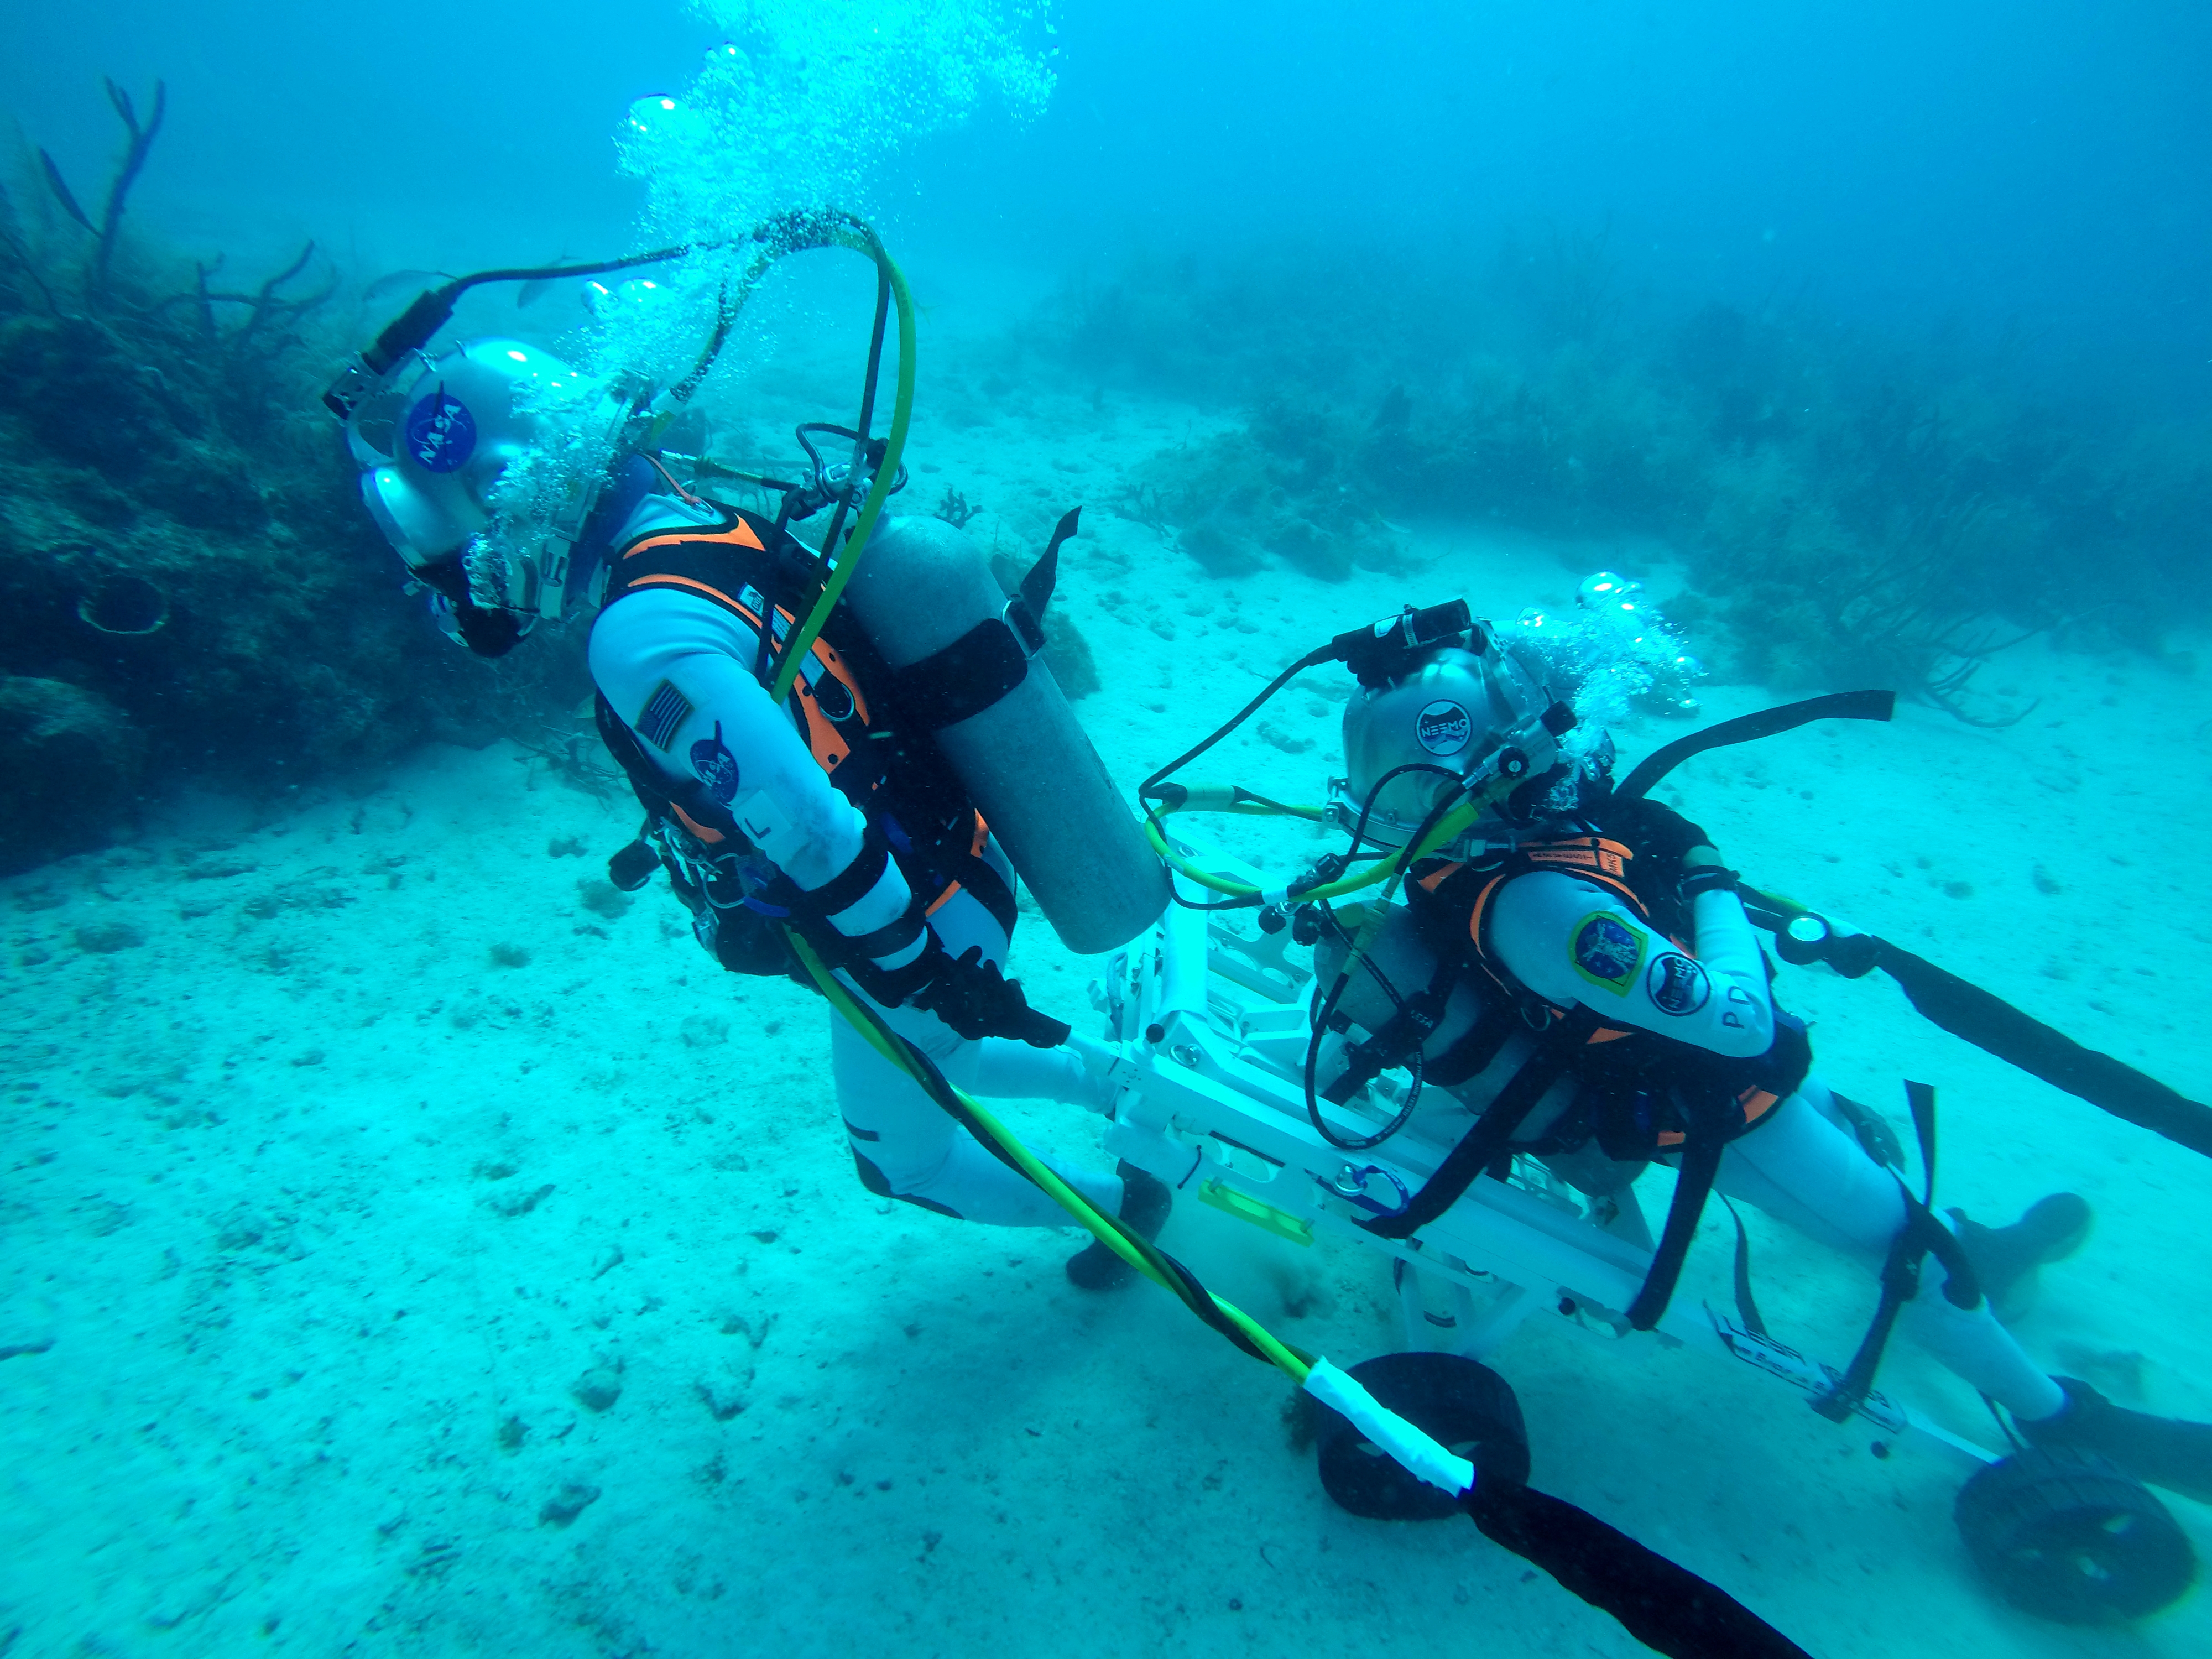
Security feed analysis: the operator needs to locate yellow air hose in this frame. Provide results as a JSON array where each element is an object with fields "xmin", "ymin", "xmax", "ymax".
[{"xmin": 769, "ymin": 220, "xmax": 917, "ymax": 706}]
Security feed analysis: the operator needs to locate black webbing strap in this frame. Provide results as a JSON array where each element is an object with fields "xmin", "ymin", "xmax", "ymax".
[
  {"xmin": 1614, "ymin": 690, "xmax": 1895, "ymax": 802},
  {"xmin": 785, "ymin": 819, "xmax": 894, "ymax": 918},
  {"xmin": 1722, "ymin": 1196, "xmax": 1768, "ymax": 1337},
  {"xmin": 1024, "ymin": 507, "xmax": 1079, "ymax": 619},
  {"xmin": 1812, "ymin": 1081, "xmax": 1982, "ymax": 1422},
  {"xmin": 889, "ymin": 617, "xmax": 1030, "ymax": 732},
  {"xmin": 1626, "ymin": 1117, "xmax": 1726, "ymax": 1331},
  {"xmin": 836, "ymin": 910, "xmax": 927, "ymax": 962},
  {"xmin": 1873, "ymin": 938, "xmax": 2212, "ymax": 1159},
  {"xmin": 1360, "ymin": 1005, "xmax": 1601, "ymax": 1241},
  {"xmin": 1811, "ymin": 1191, "xmax": 1950, "ymax": 1423},
  {"xmin": 839, "ymin": 933, "xmax": 940, "ymax": 1005}
]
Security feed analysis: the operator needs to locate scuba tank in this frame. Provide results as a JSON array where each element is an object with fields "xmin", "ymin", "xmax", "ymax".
[{"xmin": 842, "ymin": 515, "xmax": 1168, "ymax": 954}]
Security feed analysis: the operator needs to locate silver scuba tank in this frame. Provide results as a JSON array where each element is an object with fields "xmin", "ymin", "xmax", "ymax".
[{"xmin": 841, "ymin": 515, "xmax": 1168, "ymax": 954}]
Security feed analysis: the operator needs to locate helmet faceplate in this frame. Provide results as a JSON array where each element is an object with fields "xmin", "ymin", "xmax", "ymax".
[{"xmin": 348, "ymin": 338, "xmax": 630, "ymax": 630}]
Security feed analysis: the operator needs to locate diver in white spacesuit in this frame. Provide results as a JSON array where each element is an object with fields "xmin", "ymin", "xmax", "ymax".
[
  {"xmin": 343, "ymin": 336, "xmax": 1170, "ymax": 1289},
  {"xmin": 1301, "ymin": 626, "xmax": 2211, "ymax": 1498}
]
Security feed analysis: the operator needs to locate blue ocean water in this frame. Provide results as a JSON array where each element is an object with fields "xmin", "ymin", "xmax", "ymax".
[{"xmin": 1, "ymin": 4, "xmax": 2209, "ymax": 1655}]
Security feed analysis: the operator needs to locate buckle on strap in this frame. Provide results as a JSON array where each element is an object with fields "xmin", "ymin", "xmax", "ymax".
[{"xmin": 1003, "ymin": 594, "xmax": 1046, "ymax": 659}]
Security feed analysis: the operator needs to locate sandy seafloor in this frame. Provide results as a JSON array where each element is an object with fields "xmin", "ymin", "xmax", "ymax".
[{"xmin": 4, "ymin": 310, "xmax": 2211, "ymax": 1659}]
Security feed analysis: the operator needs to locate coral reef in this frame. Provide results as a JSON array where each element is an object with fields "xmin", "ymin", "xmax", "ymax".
[
  {"xmin": 0, "ymin": 85, "xmax": 580, "ymax": 873},
  {"xmin": 1048, "ymin": 236, "xmax": 2210, "ymax": 708},
  {"xmin": 1120, "ymin": 405, "xmax": 1404, "ymax": 583}
]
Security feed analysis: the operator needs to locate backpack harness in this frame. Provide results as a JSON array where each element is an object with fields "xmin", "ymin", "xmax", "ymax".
[
  {"xmin": 593, "ymin": 505, "xmax": 1015, "ymax": 995},
  {"xmin": 1344, "ymin": 828, "xmax": 1811, "ymax": 1331}
]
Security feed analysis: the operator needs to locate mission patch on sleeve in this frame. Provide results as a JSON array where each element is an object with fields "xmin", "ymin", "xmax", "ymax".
[
  {"xmin": 1571, "ymin": 911, "xmax": 1648, "ymax": 994},
  {"xmin": 1645, "ymin": 951, "xmax": 1712, "ymax": 1015}
]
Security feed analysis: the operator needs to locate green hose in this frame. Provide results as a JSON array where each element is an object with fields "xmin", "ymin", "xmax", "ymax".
[{"xmin": 769, "ymin": 220, "xmax": 916, "ymax": 705}]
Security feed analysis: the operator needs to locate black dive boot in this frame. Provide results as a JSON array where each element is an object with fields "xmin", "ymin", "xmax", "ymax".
[
  {"xmin": 1066, "ymin": 1162, "xmax": 1172, "ymax": 1291},
  {"xmin": 2022, "ymin": 1378, "xmax": 2212, "ymax": 1505},
  {"xmin": 1948, "ymin": 1192, "xmax": 2093, "ymax": 1322}
]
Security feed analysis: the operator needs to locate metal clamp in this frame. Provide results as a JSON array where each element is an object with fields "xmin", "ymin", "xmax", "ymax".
[{"xmin": 1325, "ymin": 1162, "xmax": 1412, "ymax": 1217}]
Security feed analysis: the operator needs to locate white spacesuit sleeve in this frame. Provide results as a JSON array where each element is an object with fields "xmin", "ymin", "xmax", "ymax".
[
  {"xmin": 588, "ymin": 586, "xmax": 920, "ymax": 965},
  {"xmin": 1488, "ymin": 870, "xmax": 1774, "ymax": 1057}
]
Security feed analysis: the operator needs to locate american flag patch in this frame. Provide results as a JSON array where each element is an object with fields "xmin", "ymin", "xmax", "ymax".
[{"xmin": 636, "ymin": 680, "xmax": 694, "ymax": 750}]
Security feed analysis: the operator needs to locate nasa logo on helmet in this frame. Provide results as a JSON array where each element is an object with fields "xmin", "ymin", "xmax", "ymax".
[
  {"xmin": 403, "ymin": 390, "xmax": 477, "ymax": 474},
  {"xmin": 1416, "ymin": 700, "xmax": 1471, "ymax": 756}
]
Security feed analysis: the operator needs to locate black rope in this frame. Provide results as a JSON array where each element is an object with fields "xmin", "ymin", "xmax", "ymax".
[{"xmin": 1465, "ymin": 1485, "xmax": 1814, "ymax": 1659}]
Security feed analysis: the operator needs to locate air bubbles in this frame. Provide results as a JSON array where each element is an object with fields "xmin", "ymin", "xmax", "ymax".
[{"xmin": 1517, "ymin": 571, "xmax": 1705, "ymax": 724}]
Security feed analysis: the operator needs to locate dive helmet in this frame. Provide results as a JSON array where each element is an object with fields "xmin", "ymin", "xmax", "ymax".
[
  {"xmin": 346, "ymin": 338, "xmax": 645, "ymax": 654},
  {"xmin": 1331, "ymin": 628, "xmax": 1574, "ymax": 848}
]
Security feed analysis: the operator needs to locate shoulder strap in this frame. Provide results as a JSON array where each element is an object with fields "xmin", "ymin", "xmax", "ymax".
[{"xmin": 1360, "ymin": 1004, "xmax": 1604, "ymax": 1242}]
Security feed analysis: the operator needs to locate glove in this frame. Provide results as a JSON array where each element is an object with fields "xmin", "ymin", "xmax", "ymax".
[
  {"xmin": 1597, "ymin": 794, "xmax": 1714, "ymax": 886},
  {"xmin": 911, "ymin": 943, "xmax": 1072, "ymax": 1048}
]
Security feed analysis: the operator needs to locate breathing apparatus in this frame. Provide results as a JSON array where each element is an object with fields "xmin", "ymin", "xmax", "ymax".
[{"xmin": 324, "ymin": 210, "xmax": 916, "ymax": 671}]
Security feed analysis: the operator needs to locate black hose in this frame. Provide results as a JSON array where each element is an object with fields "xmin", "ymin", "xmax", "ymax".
[
  {"xmin": 1300, "ymin": 780, "xmax": 1465, "ymax": 1151},
  {"xmin": 1140, "ymin": 646, "xmax": 1335, "ymax": 811},
  {"xmin": 1342, "ymin": 761, "xmax": 1463, "ymax": 863}
]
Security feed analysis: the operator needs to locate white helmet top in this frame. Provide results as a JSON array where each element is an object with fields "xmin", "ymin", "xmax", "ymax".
[
  {"xmin": 1333, "ymin": 633, "xmax": 1569, "ymax": 850},
  {"xmin": 347, "ymin": 338, "xmax": 640, "ymax": 647}
]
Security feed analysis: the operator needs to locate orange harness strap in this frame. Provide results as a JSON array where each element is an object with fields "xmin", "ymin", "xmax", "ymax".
[
  {"xmin": 612, "ymin": 518, "xmax": 981, "ymax": 922},
  {"xmin": 622, "ymin": 572, "xmax": 871, "ymax": 779}
]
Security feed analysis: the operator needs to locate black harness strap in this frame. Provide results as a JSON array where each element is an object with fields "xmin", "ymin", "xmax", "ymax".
[
  {"xmin": 1361, "ymin": 1005, "xmax": 1603, "ymax": 1242},
  {"xmin": 1626, "ymin": 1109, "xmax": 1728, "ymax": 1331},
  {"xmin": 1812, "ymin": 1080, "xmax": 1984, "ymax": 1422},
  {"xmin": 1722, "ymin": 1197, "xmax": 1769, "ymax": 1338}
]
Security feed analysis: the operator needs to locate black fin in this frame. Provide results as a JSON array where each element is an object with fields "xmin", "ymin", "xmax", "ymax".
[{"xmin": 1021, "ymin": 507, "xmax": 1080, "ymax": 623}]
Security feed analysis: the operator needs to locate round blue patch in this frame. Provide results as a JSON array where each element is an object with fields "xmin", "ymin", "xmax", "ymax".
[
  {"xmin": 404, "ymin": 390, "xmax": 477, "ymax": 474},
  {"xmin": 1645, "ymin": 951, "xmax": 1711, "ymax": 1015},
  {"xmin": 690, "ymin": 726, "xmax": 742, "ymax": 803}
]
